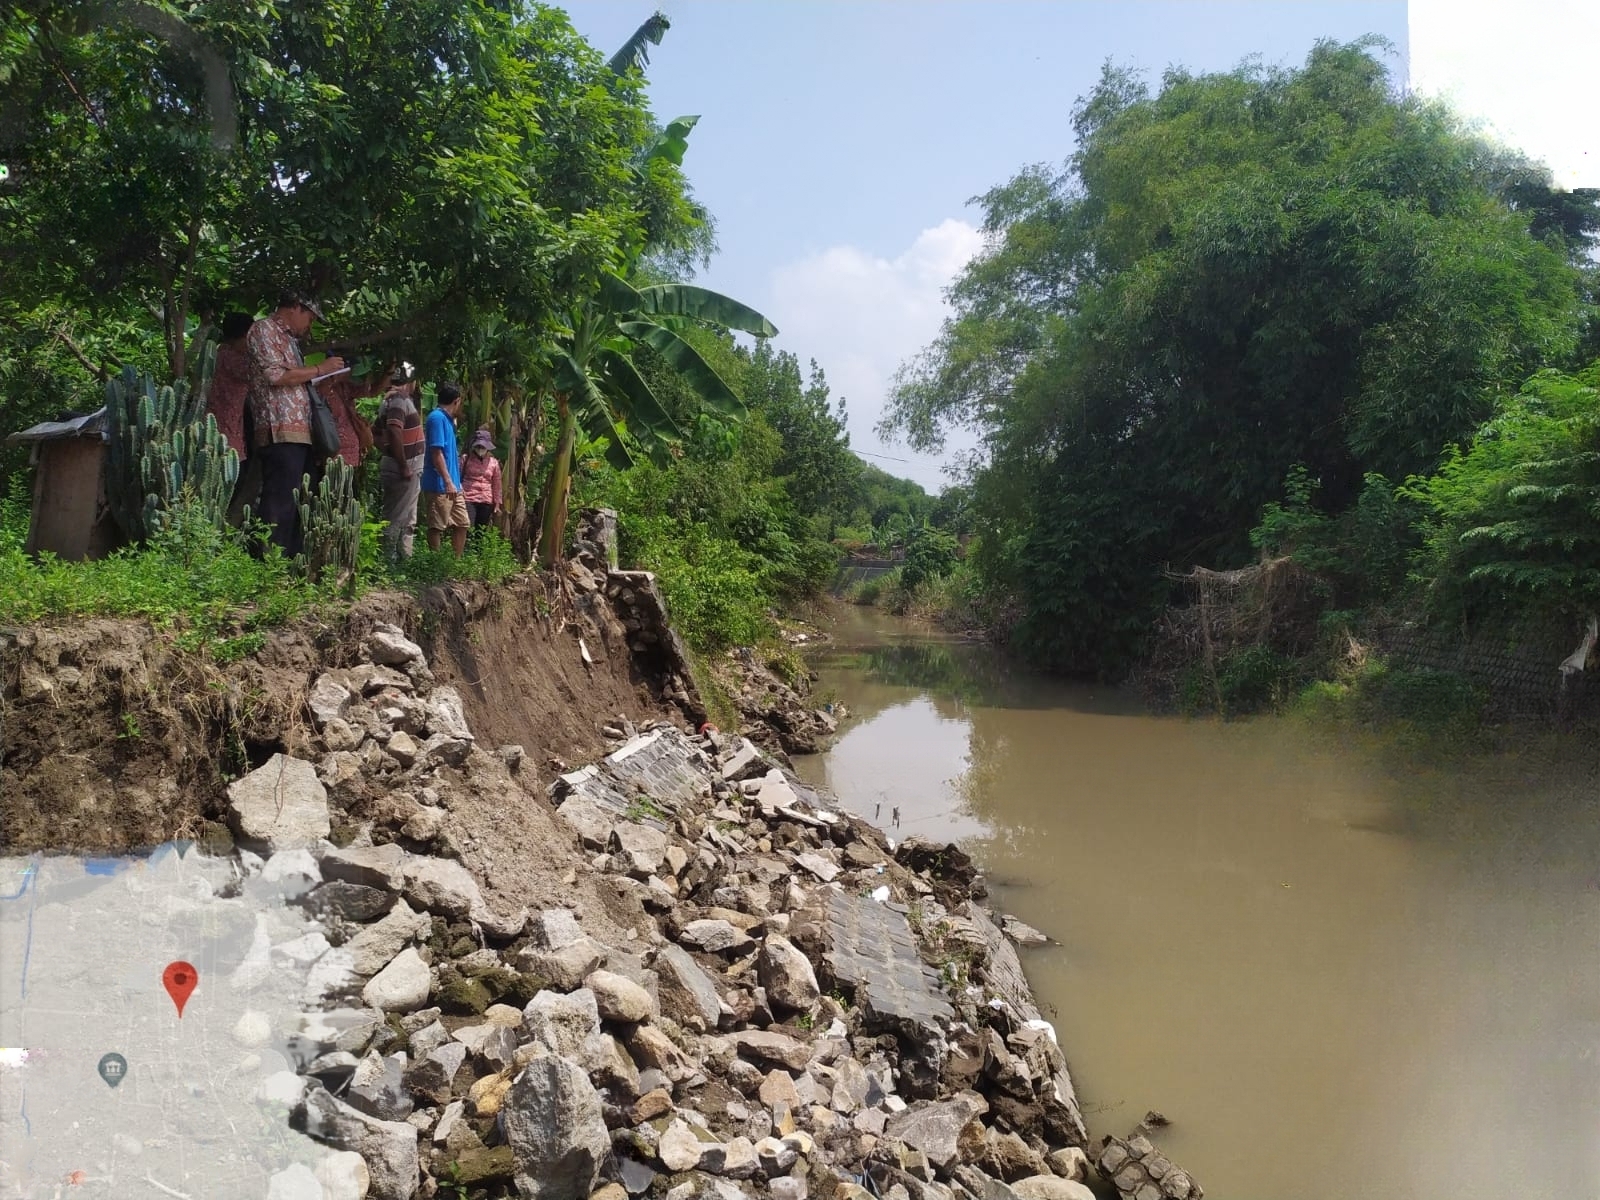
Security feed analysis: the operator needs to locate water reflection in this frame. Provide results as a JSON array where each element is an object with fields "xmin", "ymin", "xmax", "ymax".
[{"xmin": 798, "ymin": 607, "xmax": 1600, "ymax": 1200}]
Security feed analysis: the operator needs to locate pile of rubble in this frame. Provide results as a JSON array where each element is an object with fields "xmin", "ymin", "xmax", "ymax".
[
  {"xmin": 715, "ymin": 647, "xmax": 842, "ymax": 759},
  {"xmin": 221, "ymin": 612, "xmax": 1201, "ymax": 1200}
]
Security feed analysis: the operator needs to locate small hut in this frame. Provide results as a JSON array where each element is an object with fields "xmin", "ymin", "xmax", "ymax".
[{"xmin": 5, "ymin": 409, "xmax": 122, "ymax": 561}]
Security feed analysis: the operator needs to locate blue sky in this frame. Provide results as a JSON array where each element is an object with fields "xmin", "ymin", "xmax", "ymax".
[{"xmin": 567, "ymin": 2, "xmax": 1410, "ymax": 489}]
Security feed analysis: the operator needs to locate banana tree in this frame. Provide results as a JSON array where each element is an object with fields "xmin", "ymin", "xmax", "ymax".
[
  {"xmin": 607, "ymin": 11, "xmax": 671, "ymax": 75},
  {"xmin": 537, "ymin": 274, "xmax": 778, "ymax": 566}
]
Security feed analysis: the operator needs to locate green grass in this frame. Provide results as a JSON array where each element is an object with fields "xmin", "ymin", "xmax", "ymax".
[
  {"xmin": 0, "ymin": 504, "xmax": 335, "ymax": 657},
  {"xmin": 0, "ymin": 494, "xmax": 523, "ymax": 661}
]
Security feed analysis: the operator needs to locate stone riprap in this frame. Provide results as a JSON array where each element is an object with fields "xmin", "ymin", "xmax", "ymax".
[{"xmin": 168, "ymin": 570, "xmax": 1201, "ymax": 1199}]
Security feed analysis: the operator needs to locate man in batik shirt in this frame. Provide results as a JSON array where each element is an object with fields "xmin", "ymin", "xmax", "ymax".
[{"xmin": 246, "ymin": 291, "xmax": 343, "ymax": 555}]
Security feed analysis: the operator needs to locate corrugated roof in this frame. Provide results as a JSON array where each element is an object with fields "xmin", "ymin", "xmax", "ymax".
[{"xmin": 5, "ymin": 408, "xmax": 107, "ymax": 444}]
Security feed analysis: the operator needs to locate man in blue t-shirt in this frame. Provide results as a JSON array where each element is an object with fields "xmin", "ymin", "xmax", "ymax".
[{"xmin": 422, "ymin": 382, "xmax": 468, "ymax": 554}]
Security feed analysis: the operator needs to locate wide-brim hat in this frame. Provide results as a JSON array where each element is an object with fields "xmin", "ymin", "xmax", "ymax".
[{"xmin": 471, "ymin": 429, "xmax": 495, "ymax": 450}]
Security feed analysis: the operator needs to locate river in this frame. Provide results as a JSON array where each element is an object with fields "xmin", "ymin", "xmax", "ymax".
[{"xmin": 794, "ymin": 606, "xmax": 1600, "ymax": 1200}]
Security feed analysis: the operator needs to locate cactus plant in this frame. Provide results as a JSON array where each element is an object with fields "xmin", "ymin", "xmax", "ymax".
[
  {"xmin": 103, "ymin": 361, "xmax": 237, "ymax": 542},
  {"xmin": 294, "ymin": 456, "xmax": 362, "ymax": 585}
]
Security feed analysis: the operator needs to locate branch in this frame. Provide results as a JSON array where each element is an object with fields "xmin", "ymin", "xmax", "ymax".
[
  {"xmin": 29, "ymin": 23, "xmax": 106, "ymax": 133},
  {"xmin": 173, "ymin": 209, "xmax": 203, "ymax": 378},
  {"xmin": 312, "ymin": 301, "xmax": 457, "ymax": 353},
  {"xmin": 51, "ymin": 326, "xmax": 109, "ymax": 381}
]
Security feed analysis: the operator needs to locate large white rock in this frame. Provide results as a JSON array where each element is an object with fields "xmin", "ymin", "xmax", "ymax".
[
  {"xmin": 315, "ymin": 1151, "xmax": 371, "ymax": 1200},
  {"xmin": 653, "ymin": 944, "xmax": 722, "ymax": 1033},
  {"xmin": 367, "ymin": 624, "xmax": 424, "ymax": 666},
  {"xmin": 1012, "ymin": 1177, "xmax": 1096, "ymax": 1200},
  {"xmin": 228, "ymin": 754, "xmax": 330, "ymax": 852},
  {"xmin": 609, "ymin": 823, "xmax": 668, "ymax": 877},
  {"xmin": 262, "ymin": 848, "xmax": 322, "ymax": 893},
  {"xmin": 521, "ymin": 989, "xmax": 603, "ymax": 1062},
  {"xmin": 344, "ymin": 900, "xmax": 430, "ymax": 977},
  {"xmin": 518, "ymin": 936, "xmax": 606, "ymax": 991},
  {"xmin": 361, "ymin": 948, "xmax": 431, "ymax": 1013},
  {"xmin": 256, "ymin": 1070, "xmax": 309, "ymax": 1109},
  {"xmin": 502, "ymin": 1056, "xmax": 611, "ymax": 1200},
  {"xmin": 300, "ymin": 1086, "xmax": 417, "ymax": 1200},
  {"xmin": 584, "ymin": 969, "xmax": 656, "ymax": 1024},
  {"xmin": 266, "ymin": 1162, "xmax": 324, "ymax": 1200},
  {"xmin": 757, "ymin": 935, "xmax": 820, "ymax": 1013},
  {"xmin": 319, "ymin": 844, "xmax": 407, "ymax": 891},
  {"xmin": 678, "ymin": 919, "xmax": 751, "ymax": 954},
  {"xmin": 658, "ymin": 1119, "xmax": 716, "ymax": 1173},
  {"xmin": 399, "ymin": 856, "xmax": 483, "ymax": 920},
  {"xmin": 424, "ymin": 687, "xmax": 474, "ymax": 741},
  {"xmin": 525, "ymin": 909, "xmax": 583, "ymax": 950},
  {"xmin": 308, "ymin": 674, "xmax": 353, "ymax": 730},
  {"xmin": 232, "ymin": 1009, "xmax": 273, "ymax": 1048}
]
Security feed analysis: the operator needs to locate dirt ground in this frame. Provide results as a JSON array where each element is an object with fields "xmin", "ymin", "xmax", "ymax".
[
  {"xmin": 409, "ymin": 578, "xmax": 670, "ymax": 789},
  {"xmin": 0, "ymin": 577, "xmax": 677, "ymax": 858}
]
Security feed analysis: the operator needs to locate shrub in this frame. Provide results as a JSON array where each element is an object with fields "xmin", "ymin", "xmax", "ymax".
[
  {"xmin": 900, "ymin": 526, "xmax": 958, "ymax": 591},
  {"xmin": 849, "ymin": 568, "xmax": 900, "ymax": 607},
  {"xmin": 1292, "ymin": 657, "xmax": 1484, "ymax": 740},
  {"xmin": 1178, "ymin": 643, "xmax": 1300, "ymax": 715}
]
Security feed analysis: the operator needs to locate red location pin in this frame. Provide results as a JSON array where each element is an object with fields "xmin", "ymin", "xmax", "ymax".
[{"xmin": 162, "ymin": 961, "xmax": 198, "ymax": 1017}]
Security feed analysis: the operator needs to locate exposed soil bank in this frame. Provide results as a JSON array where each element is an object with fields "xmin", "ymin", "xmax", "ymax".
[{"xmin": 0, "ymin": 575, "xmax": 666, "ymax": 856}]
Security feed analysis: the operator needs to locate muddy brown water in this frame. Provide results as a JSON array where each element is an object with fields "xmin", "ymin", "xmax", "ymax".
[{"xmin": 794, "ymin": 607, "xmax": 1600, "ymax": 1200}]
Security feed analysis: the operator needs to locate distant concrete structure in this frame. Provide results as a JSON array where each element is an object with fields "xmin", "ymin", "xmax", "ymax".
[{"xmin": 6, "ymin": 409, "xmax": 122, "ymax": 561}]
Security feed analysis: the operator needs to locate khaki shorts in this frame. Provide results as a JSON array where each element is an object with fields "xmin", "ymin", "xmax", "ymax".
[{"xmin": 426, "ymin": 491, "xmax": 470, "ymax": 531}]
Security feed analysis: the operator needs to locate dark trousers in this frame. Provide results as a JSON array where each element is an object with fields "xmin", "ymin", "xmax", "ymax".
[
  {"xmin": 468, "ymin": 501, "xmax": 495, "ymax": 529},
  {"xmin": 256, "ymin": 441, "xmax": 313, "ymax": 557}
]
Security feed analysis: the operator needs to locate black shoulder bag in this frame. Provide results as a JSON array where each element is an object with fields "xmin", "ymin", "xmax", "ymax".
[
  {"xmin": 306, "ymin": 381, "xmax": 342, "ymax": 459},
  {"xmin": 295, "ymin": 333, "xmax": 341, "ymax": 459}
]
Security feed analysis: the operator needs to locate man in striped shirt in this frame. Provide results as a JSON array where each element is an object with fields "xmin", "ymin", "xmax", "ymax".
[{"xmin": 377, "ymin": 371, "xmax": 425, "ymax": 559}]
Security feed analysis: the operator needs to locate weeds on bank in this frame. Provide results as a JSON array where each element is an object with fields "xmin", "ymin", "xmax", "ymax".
[
  {"xmin": 624, "ymin": 795, "xmax": 669, "ymax": 823},
  {"xmin": 0, "ymin": 498, "xmax": 521, "ymax": 659},
  {"xmin": 357, "ymin": 520, "xmax": 521, "ymax": 589},
  {"xmin": 0, "ymin": 505, "xmax": 335, "ymax": 657},
  {"xmin": 1292, "ymin": 655, "xmax": 1486, "ymax": 746}
]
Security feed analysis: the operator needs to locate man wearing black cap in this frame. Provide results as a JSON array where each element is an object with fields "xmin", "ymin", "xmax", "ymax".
[{"xmin": 246, "ymin": 290, "xmax": 345, "ymax": 555}]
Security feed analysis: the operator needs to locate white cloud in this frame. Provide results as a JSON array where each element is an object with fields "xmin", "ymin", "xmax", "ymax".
[
  {"xmin": 1409, "ymin": 0, "xmax": 1598, "ymax": 189},
  {"xmin": 766, "ymin": 219, "xmax": 984, "ymax": 492}
]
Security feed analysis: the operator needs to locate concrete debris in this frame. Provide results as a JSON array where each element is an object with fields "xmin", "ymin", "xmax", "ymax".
[
  {"xmin": 1098, "ymin": 1132, "xmax": 1203, "ymax": 1200},
  {"xmin": 227, "ymin": 754, "xmax": 331, "ymax": 852},
  {"xmin": 151, "ymin": 598, "xmax": 1186, "ymax": 1200},
  {"xmin": 502, "ymin": 1055, "xmax": 612, "ymax": 1200}
]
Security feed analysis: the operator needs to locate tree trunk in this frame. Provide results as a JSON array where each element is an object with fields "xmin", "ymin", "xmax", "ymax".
[
  {"xmin": 537, "ymin": 396, "xmax": 577, "ymax": 568},
  {"xmin": 477, "ymin": 377, "xmax": 493, "ymax": 434}
]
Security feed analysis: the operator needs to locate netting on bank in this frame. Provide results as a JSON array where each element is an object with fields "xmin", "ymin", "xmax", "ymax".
[{"xmin": 1136, "ymin": 555, "xmax": 1326, "ymax": 708}]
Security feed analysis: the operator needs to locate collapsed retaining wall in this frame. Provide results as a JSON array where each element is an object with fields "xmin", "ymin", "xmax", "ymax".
[{"xmin": 1, "ymin": 560, "xmax": 1206, "ymax": 1200}]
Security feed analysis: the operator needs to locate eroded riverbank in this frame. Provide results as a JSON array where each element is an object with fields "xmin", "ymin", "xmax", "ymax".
[{"xmin": 797, "ymin": 606, "xmax": 1600, "ymax": 1200}]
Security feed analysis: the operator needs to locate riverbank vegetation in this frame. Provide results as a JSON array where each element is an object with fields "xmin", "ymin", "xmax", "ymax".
[
  {"xmin": 0, "ymin": 3, "xmax": 890, "ymax": 660},
  {"xmin": 878, "ymin": 39, "xmax": 1600, "ymax": 717}
]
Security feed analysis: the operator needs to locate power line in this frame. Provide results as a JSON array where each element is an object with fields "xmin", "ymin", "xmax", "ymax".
[{"xmin": 851, "ymin": 448, "xmax": 913, "ymax": 464}]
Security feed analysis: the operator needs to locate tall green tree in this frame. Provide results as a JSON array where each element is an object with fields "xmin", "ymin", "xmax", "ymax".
[
  {"xmin": 1403, "ymin": 362, "xmax": 1600, "ymax": 624},
  {"xmin": 737, "ymin": 342, "xmax": 860, "ymax": 523},
  {"xmin": 885, "ymin": 40, "xmax": 1591, "ymax": 676},
  {"xmin": 0, "ymin": 1, "xmax": 689, "ymax": 380}
]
